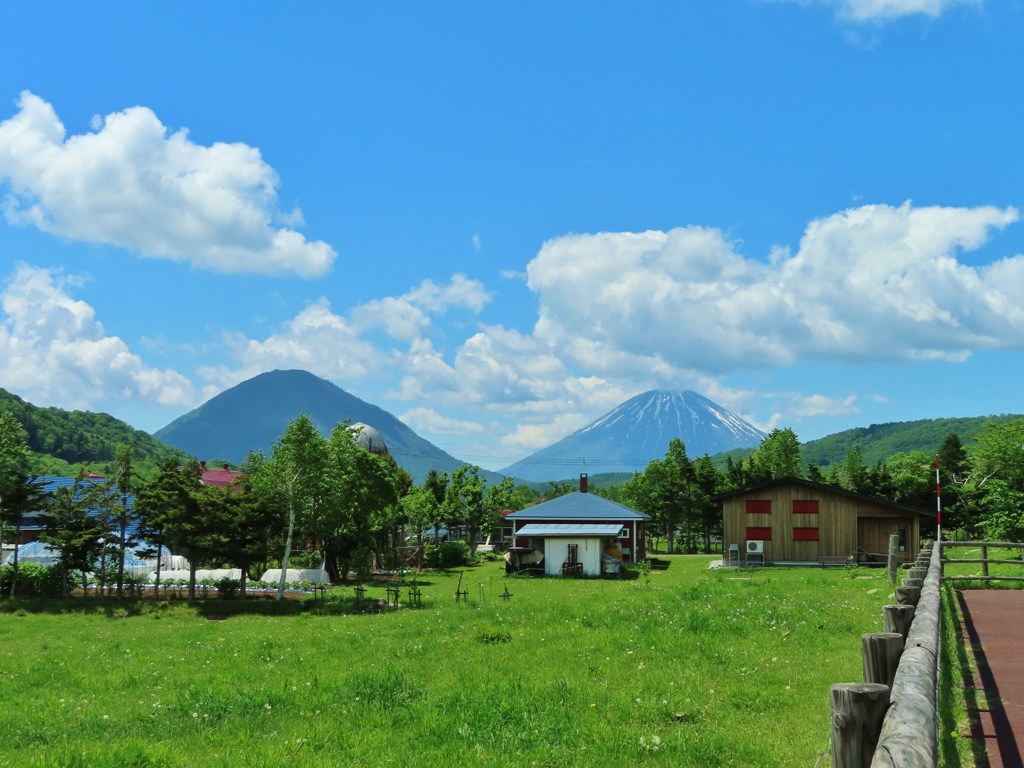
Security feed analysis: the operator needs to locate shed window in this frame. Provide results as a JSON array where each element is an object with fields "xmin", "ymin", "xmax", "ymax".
[
  {"xmin": 793, "ymin": 527, "xmax": 820, "ymax": 542},
  {"xmin": 618, "ymin": 527, "xmax": 630, "ymax": 539},
  {"xmin": 745, "ymin": 526, "xmax": 772, "ymax": 541},
  {"xmin": 792, "ymin": 500, "xmax": 819, "ymax": 514},
  {"xmin": 745, "ymin": 500, "xmax": 772, "ymax": 514}
]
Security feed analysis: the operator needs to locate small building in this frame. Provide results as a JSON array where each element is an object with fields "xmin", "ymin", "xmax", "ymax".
[
  {"xmin": 505, "ymin": 474, "xmax": 650, "ymax": 576},
  {"xmin": 718, "ymin": 477, "xmax": 933, "ymax": 566},
  {"xmin": 198, "ymin": 461, "xmax": 244, "ymax": 489}
]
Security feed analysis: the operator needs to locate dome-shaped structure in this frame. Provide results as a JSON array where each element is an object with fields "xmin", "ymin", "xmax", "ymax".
[{"xmin": 349, "ymin": 422, "xmax": 389, "ymax": 454}]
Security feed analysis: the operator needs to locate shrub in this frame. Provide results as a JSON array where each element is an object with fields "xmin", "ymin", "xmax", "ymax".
[
  {"xmin": 0, "ymin": 562, "xmax": 64, "ymax": 597},
  {"xmin": 217, "ymin": 577, "xmax": 241, "ymax": 600},
  {"xmin": 351, "ymin": 545, "xmax": 374, "ymax": 581},
  {"xmin": 424, "ymin": 540, "xmax": 471, "ymax": 569}
]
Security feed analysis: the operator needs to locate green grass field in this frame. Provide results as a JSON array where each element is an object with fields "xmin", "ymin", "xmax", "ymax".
[{"xmin": 0, "ymin": 557, "xmax": 897, "ymax": 767}]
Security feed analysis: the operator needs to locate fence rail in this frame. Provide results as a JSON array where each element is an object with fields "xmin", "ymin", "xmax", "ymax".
[
  {"xmin": 830, "ymin": 540, "xmax": 941, "ymax": 768},
  {"xmin": 941, "ymin": 541, "xmax": 1024, "ymax": 582}
]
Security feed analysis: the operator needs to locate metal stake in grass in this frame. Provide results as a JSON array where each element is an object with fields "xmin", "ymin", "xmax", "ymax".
[
  {"xmin": 501, "ymin": 584, "xmax": 512, "ymax": 602},
  {"xmin": 454, "ymin": 571, "xmax": 468, "ymax": 603},
  {"xmin": 386, "ymin": 583, "xmax": 400, "ymax": 608},
  {"xmin": 354, "ymin": 584, "xmax": 366, "ymax": 611}
]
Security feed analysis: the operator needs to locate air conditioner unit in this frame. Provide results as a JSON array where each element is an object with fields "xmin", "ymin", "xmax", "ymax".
[{"xmin": 746, "ymin": 540, "xmax": 764, "ymax": 554}]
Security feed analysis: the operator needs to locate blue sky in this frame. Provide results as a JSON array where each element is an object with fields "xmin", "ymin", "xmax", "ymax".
[{"xmin": 1, "ymin": 0, "xmax": 1022, "ymax": 470}]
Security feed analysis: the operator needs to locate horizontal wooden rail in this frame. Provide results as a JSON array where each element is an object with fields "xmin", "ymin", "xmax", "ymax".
[
  {"xmin": 940, "ymin": 541, "xmax": 1024, "ymax": 582},
  {"xmin": 870, "ymin": 542, "xmax": 941, "ymax": 768}
]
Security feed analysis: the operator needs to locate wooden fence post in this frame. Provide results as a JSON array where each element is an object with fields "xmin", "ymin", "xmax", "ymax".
[
  {"xmin": 831, "ymin": 683, "xmax": 891, "ymax": 768},
  {"xmin": 883, "ymin": 605, "xmax": 915, "ymax": 644},
  {"xmin": 887, "ymin": 534, "xmax": 900, "ymax": 584},
  {"xmin": 895, "ymin": 586, "xmax": 921, "ymax": 607},
  {"xmin": 981, "ymin": 544, "xmax": 989, "ymax": 578},
  {"xmin": 862, "ymin": 633, "xmax": 904, "ymax": 689},
  {"xmin": 902, "ymin": 577, "xmax": 923, "ymax": 590}
]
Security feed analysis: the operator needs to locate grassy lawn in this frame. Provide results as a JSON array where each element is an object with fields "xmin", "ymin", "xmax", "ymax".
[{"xmin": 0, "ymin": 557, "xmax": 896, "ymax": 767}]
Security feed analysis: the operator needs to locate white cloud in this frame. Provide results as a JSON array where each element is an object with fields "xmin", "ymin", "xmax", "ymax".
[
  {"xmin": 835, "ymin": 0, "xmax": 982, "ymax": 21},
  {"xmin": 399, "ymin": 407, "xmax": 486, "ymax": 435},
  {"xmin": 0, "ymin": 263, "xmax": 196, "ymax": 411},
  {"xmin": 198, "ymin": 297, "xmax": 387, "ymax": 391},
  {"xmin": 526, "ymin": 203, "xmax": 1022, "ymax": 377},
  {"xmin": 352, "ymin": 274, "xmax": 490, "ymax": 341},
  {"xmin": 0, "ymin": 91, "xmax": 336, "ymax": 277},
  {"xmin": 770, "ymin": 0, "xmax": 983, "ymax": 22}
]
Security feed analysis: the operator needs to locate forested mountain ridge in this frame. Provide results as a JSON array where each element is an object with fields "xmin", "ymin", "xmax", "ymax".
[
  {"xmin": 0, "ymin": 387, "xmax": 185, "ymax": 477},
  {"xmin": 801, "ymin": 414, "xmax": 1024, "ymax": 468}
]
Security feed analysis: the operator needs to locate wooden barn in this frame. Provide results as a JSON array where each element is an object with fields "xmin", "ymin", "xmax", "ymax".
[
  {"xmin": 719, "ymin": 477, "xmax": 934, "ymax": 566},
  {"xmin": 506, "ymin": 474, "xmax": 650, "ymax": 576}
]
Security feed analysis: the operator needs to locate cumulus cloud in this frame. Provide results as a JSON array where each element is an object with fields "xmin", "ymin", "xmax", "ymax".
[
  {"xmin": 198, "ymin": 297, "xmax": 387, "ymax": 391},
  {"xmin": 0, "ymin": 263, "xmax": 196, "ymax": 410},
  {"xmin": 771, "ymin": 0, "xmax": 983, "ymax": 22},
  {"xmin": 352, "ymin": 274, "xmax": 490, "ymax": 341},
  {"xmin": 399, "ymin": 407, "xmax": 487, "ymax": 435},
  {"xmin": 0, "ymin": 91, "xmax": 335, "ymax": 277},
  {"xmin": 527, "ymin": 202, "xmax": 1022, "ymax": 376}
]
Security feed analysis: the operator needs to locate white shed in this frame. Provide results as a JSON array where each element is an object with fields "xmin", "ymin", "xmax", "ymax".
[{"xmin": 515, "ymin": 523, "xmax": 622, "ymax": 576}]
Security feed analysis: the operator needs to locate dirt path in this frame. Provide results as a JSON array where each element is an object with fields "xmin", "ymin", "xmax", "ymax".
[{"xmin": 957, "ymin": 590, "xmax": 1024, "ymax": 768}]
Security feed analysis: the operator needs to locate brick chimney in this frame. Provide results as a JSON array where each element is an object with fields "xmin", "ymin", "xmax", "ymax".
[{"xmin": 580, "ymin": 473, "xmax": 588, "ymax": 493}]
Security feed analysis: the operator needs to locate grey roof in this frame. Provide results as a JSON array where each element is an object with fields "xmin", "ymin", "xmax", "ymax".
[
  {"xmin": 506, "ymin": 491, "xmax": 650, "ymax": 521},
  {"xmin": 516, "ymin": 523, "xmax": 623, "ymax": 537}
]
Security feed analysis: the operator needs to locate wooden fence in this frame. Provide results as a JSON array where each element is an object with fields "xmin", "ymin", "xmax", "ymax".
[
  {"xmin": 941, "ymin": 541, "xmax": 1024, "ymax": 582},
  {"xmin": 830, "ymin": 540, "xmax": 941, "ymax": 768}
]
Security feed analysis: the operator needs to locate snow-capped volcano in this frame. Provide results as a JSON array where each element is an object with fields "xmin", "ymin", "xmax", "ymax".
[{"xmin": 500, "ymin": 390, "xmax": 766, "ymax": 482}]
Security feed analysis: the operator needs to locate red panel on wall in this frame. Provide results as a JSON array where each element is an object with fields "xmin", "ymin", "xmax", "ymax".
[
  {"xmin": 792, "ymin": 500, "xmax": 819, "ymax": 514},
  {"xmin": 745, "ymin": 499, "xmax": 772, "ymax": 514},
  {"xmin": 745, "ymin": 526, "xmax": 772, "ymax": 540},
  {"xmin": 793, "ymin": 527, "xmax": 820, "ymax": 542}
]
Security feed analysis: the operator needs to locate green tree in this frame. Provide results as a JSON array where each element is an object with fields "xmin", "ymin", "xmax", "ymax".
[
  {"xmin": 109, "ymin": 444, "xmax": 141, "ymax": 600},
  {"xmin": 38, "ymin": 478, "xmax": 108, "ymax": 597},
  {"xmin": 135, "ymin": 457, "xmax": 204, "ymax": 600},
  {"xmin": 971, "ymin": 418, "xmax": 1024, "ymax": 492},
  {"xmin": 3, "ymin": 473, "xmax": 49, "ymax": 597},
  {"xmin": 445, "ymin": 465, "xmax": 487, "ymax": 553},
  {"xmin": 423, "ymin": 469, "xmax": 449, "ymax": 540},
  {"xmin": 748, "ymin": 428, "xmax": 802, "ymax": 482},
  {"xmin": 692, "ymin": 455, "xmax": 725, "ymax": 553},
  {"xmin": 325, "ymin": 422, "xmax": 399, "ymax": 576},
  {"xmin": 0, "ymin": 411, "xmax": 31, "ymax": 549},
  {"xmin": 247, "ymin": 415, "xmax": 331, "ymax": 599}
]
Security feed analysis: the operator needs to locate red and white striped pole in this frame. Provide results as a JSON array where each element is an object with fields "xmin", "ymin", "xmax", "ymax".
[{"xmin": 935, "ymin": 454, "xmax": 942, "ymax": 543}]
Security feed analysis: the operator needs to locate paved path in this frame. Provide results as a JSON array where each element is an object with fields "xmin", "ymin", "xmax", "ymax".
[{"xmin": 957, "ymin": 590, "xmax": 1024, "ymax": 768}]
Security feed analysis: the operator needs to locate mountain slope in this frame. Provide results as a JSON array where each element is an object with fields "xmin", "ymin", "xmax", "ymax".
[
  {"xmin": 0, "ymin": 387, "xmax": 183, "ymax": 476},
  {"xmin": 500, "ymin": 390, "xmax": 767, "ymax": 482},
  {"xmin": 154, "ymin": 369, "xmax": 467, "ymax": 483},
  {"xmin": 801, "ymin": 414, "xmax": 1024, "ymax": 468}
]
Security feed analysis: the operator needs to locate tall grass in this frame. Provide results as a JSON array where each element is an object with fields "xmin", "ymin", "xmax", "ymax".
[{"xmin": 0, "ymin": 558, "xmax": 894, "ymax": 767}]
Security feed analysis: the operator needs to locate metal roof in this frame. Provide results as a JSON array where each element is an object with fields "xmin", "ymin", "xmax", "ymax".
[
  {"xmin": 505, "ymin": 491, "xmax": 650, "ymax": 521},
  {"xmin": 515, "ymin": 523, "xmax": 624, "ymax": 537}
]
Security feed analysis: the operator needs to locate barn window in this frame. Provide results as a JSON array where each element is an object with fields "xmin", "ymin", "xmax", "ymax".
[
  {"xmin": 745, "ymin": 500, "xmax": 772, "ymax": 514},
  {"xmin": 792, "ymin": 500, "xmax": 819, "ymax": 514},
  {"xmin": 793, "ymin": 527, "xmax": 820, "ymax": 542},
  {"xmin": 745, "ymin": 526, "xmax": 772, "ymax": 540}
]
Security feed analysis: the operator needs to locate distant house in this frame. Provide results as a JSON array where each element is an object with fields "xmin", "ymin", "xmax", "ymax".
[
  {"xmin": 198, "ymin": 461, "xmax": 244, "ymax": 490},
  {"xmin": 505, "ymin": 474, "xmax": 650, "ymax": 576},
  {"xmin": 718, "ymin": 477, "xmax": 933, "ymax": 566},
  {"xmin": 3, "ymin": 474, "xmax": 106, "ymax": 546}
]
